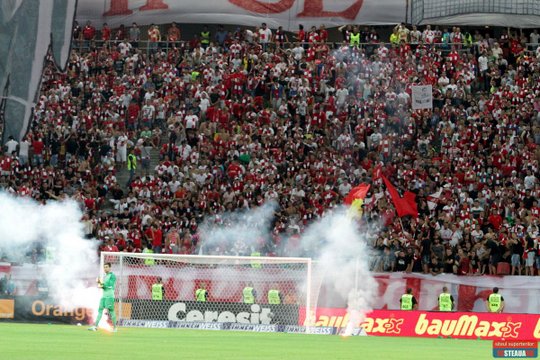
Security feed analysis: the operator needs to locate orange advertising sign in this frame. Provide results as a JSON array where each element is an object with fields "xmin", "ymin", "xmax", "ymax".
[{"xmin": 0, "ymin": 299, "xmax": 15, "ymax": 319}]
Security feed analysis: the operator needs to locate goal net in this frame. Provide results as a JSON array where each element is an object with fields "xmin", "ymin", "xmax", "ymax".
[{"xmin": 100, "ymin": 252, "xmax": 316, "ymax": 332}]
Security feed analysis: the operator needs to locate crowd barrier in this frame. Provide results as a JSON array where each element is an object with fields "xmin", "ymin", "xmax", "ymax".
[{"xmin": 72, "ymin": 39, "xmax": 481, "ymax": 56}]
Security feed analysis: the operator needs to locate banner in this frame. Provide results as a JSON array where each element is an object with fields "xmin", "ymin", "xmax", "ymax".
[
  {"xmin": 299, "ymin": 308, "xmax": 540, "ymax": 341},
  {"xmin": 0, "ymin": 296, "xmax": 131, "ymax": 324},
  {"xmin": 6, "ymin": 297, "xmax": 93, "ymax": 324},
  {"xmin": 411, "ymin": 85, "xmax": 433, "ymax": 110},
  {"xmin": 6, "ymin": 265, "xmax": 540, "ymax": 313},
  {"xmin": 370, "ymin": 273, "xmax": 540, "ymax": 314},
  {"xmin": 76, "ymin": 0, "xmax": 406, "ymax": 30},
  {"xmin": 127, "ymin": 299, "xmax": 299, "ymax": 325}
]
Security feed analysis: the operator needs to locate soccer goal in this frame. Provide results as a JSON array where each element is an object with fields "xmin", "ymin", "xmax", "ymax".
[{"xmin": 100, "ymin": 252, "xmax": 316, "ymax": 332}]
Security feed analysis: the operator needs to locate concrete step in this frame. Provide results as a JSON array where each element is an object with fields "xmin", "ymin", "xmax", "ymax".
[{"xmin": 116, "ymin": 145, "xmax": 162, "ymax": 190}]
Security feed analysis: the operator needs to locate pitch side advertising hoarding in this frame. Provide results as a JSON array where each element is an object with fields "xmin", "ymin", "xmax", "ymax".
[
  {"xmin": 299, "ymin": 308, "xmax": 540, "ymax": 341},
  {"xmin": 130, "ymin": 299, "xmax": 299, "ymax": 325},
  {"xmin": 0, "ymin": 297, "xmax": 131, "ymax": 324}
]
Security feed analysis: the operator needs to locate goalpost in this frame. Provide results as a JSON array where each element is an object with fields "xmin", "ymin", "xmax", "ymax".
[{"xmin": 100, "ymin": 252, "xmax": 317, "ymax": 332}]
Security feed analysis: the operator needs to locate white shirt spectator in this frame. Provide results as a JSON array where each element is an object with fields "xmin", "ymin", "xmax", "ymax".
[
  {"xmin": 438, "ymin": 75, "xmax": 450, "ymax": 88},
  {"xmin": 199, "ymin": 97, "xmax": 210, "ymax": 113},
  {"xmin": 524, "ymin": 174, "xmax": 537, "ymax": 190},
  {"xmin": 530, "ymin": 31, "xmax": 539, "ymax": 46},
  {"xmin": 478, "ymin": 55, "xmax": 488, "ymax": 72},
  {"xmin": 292, "ymin": 46, "xmax": 304, "ymax": 61},
  {"xmin": 185, "ymin": 114, "xmax": 199, "ymax": 129},
  {"xmin": 258, "ymin": 28, "xmax": 272, "ymax": 44},
  {"xmin": 336, "ymin": 88, "xmax": 349, "ymax": 107},
  {"xmin": 4, "ymin": 138, "xmax": 18, "ymax": 155},
  {"xmin": 19, "ymin": 139, "xmax": 30, "ymax": 158},
  {"xmin": 141, "ymin": 104, "xmax": 155, "ymax": 120},
  {"xmin": 118, "ymin": 41, "xmax": 132, "ymax": 56}
]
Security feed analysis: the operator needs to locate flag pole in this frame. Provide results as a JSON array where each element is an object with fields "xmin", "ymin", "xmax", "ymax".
[{"xmin": 398, "ymin": 216, "xmax": 406, "ymax": 234}]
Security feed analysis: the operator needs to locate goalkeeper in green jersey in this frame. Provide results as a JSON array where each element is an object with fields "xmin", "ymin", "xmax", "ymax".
[{"xmin": 89, "ymin": 262, "xmax": 117, "ymax": 332}]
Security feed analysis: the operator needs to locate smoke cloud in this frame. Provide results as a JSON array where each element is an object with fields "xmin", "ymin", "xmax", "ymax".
[
  {"xmin": 299, "ymin": 208, "xmax": 378, "ymax": 334},
  {"xmin": 197, "ymin": 201, "xmax": 278, "ymax": 255},
  {"xmin": 198, "ymin": 202, "xmax": 379, "ymax": 332},
  {"xmin": 0, "ymin": 191, "xmax": 100, "ymax": 315}
]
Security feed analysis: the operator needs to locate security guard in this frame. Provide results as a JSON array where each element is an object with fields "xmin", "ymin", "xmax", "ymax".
[
  {"xmin": 142, "ymin": 244, "xmax": 155, "ymax": 265},
  {"xmin": 200, "ymin": 25, "xmax": 210, "ymax": 48},
  {"xmin": 242, "ymin": 283, "xmax": 256, "ymax": 304},
  {"xmin": 349, "ymin": 28, "xmax": 360, "ymax": 48},
  {"xmin": 196, "ymin": 282, "xmax": 208, "ymax": 302},
  {"xmin": 250, "ymin": 251, "xmax": 261, "ymax": 268},
  {"xmin": 152, "ymin": 277, "xmax": 164, "ymax": 301},
  {"xmin": 267, "ymin": 285, "xmax": 282, "ymax": 304},
  {"xmin": 126, "ymin": 146, "xmax": 137, "ymax": 187},
  {"xmin": 438, "ymin": 286, "xmax": 454, "ymax": 311},
  {"xmin": 486, "ymin": 287, "xmax": 505, "ymax": 313},
  {"xmin": 400, "ymin": 288, "xmax": 418, "ymax": 310}
]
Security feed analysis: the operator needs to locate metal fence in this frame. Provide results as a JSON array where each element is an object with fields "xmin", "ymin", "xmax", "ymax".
[
  {"xmin": 71, "ymin": 39, "xmax": 478, "ymax": 57},
  {"xmin": 412, "ymin": 0, "xmax": 540, "ymax": 25}
]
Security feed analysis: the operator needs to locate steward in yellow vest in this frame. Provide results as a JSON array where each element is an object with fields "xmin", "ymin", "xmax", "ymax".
[
  {"xmin": 143, "ymin": 245, "xmax": 155, "ymax": 265},
  {"xmin": 196, "ymin": 282, "xmax": 208, "ymax": 302},
  {"xmin": 242, "ymin": 283, "xmax": 256, "ymax": 304},
  {"xmin": 349, "ymin": 32, "xmax": 360, "ymax": 47},
  {"xmin": 152, "ymin": 277, "xmax": 164, "ymax": 300},
  {"xmin": 438, "ymin": 286, "xmax": 454, "ymax": 311},
  {"xmin": 267, "ymin": 289, "xmax": 282, "ymax": 304},
  {"xmin": 486, "ymin": 287, "xmax": 505, "ymax": 313},
  {"xmin": 400, "ymin": 288, "xmax": 418, "ymax": 310}
]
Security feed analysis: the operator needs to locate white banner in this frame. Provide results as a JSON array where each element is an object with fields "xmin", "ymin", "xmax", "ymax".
[
  {"xmin": 411, "ymin": 85, "xmax": 433, "ymax": 110},
  {"xmin": 373, "ymin": 273, "xmax": 540, "ymax": 314},
  {"xmin": 8, "ymin": 264, "xmax": 540, "ymax": 314},
  {"xmin": 76, "ymin": 0, "xmax": 406, "ymax": 30}
]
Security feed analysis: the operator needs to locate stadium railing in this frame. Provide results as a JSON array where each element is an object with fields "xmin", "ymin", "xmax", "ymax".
[{"xmin": 71, "ymin": 39, "xmax": 478, "ymax": 56}]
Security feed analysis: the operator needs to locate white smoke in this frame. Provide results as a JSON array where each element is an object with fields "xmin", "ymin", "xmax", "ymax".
[
  {"xmin": 198, "ymin": 202, "xmax": 378, "ymax": 333},
  {"xmin": 299, "ymin": 208, "xmax": 378, "ymax": 335},
  {"xmin": 0, "ymin": 192, "xmax": 100, "ymax": 317},
  {"xmin": 197, "ymin": 201, "xmax": 278, "ymax": 255}
]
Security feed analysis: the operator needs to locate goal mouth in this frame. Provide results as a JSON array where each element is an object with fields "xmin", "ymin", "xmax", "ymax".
[{"xmin": 101, "ymin": 252, "xmax": 318, "ymax": 333}]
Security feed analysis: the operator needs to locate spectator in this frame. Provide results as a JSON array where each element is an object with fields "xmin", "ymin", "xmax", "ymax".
[
  {"xmin": 101, "ymin": 23, "xmax": 111, "ymax": 43},
  {"xmin": 3, "ymin": 135, "xmax": 18, "ymax": 155},
  {"xmin": 258, "ymin": 23, "xmax": 272, "ymax": 50},
  {"xmin": 129, "ymin": 22, "xmax": 141, "ymax": 47},
  {"xmin": 168, "ymin": 23, "xmax": 181, "ymax": 45},
  {"xmin": 82, "ymin": 20, "xmax": 96, "ymax": 48},
  {"xmin": 148, "ymin": 24, "xmax": 161, "ymax": 52}
]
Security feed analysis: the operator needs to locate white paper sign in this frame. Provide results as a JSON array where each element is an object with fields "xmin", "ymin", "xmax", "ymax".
[{"xmin": 411, "ymin": 85, "xmax": 433, "ymax": 110}]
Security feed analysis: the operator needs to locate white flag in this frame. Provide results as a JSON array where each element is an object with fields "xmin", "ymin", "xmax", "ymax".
[{"xmin": 427, "ymin": 188, "xmax": 442, "ymax": 210}]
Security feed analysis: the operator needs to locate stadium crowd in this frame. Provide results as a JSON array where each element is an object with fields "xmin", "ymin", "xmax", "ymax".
[{"xmin": 1, "ymin": 21, "xmax": 540, "ymax": 276}]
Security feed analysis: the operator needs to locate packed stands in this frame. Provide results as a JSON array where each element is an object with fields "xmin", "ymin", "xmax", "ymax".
[{"xmin": 1, "ymin": 22, "xmax": 539, "ymax": 276}]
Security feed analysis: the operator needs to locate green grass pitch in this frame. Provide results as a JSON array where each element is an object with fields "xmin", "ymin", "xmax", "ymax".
[{"xmin": 1, "ymin": 323, "xmax": 494, "ymax": 360}]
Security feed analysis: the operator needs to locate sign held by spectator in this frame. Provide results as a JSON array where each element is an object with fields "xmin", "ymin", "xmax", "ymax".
[{"xmin": 411, "ymin": 85, "xmax": 433, "ymax": 110}]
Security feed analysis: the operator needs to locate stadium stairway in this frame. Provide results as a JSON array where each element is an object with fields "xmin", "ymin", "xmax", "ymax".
[{"xmin": 114, "ymin": 145, "xmax": 161, "ymax": 191}]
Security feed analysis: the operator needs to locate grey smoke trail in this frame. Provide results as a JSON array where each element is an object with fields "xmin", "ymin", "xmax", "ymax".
[{"xmin": 0, "ymin": 192, "xmax": 99, "ymax": 312}]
